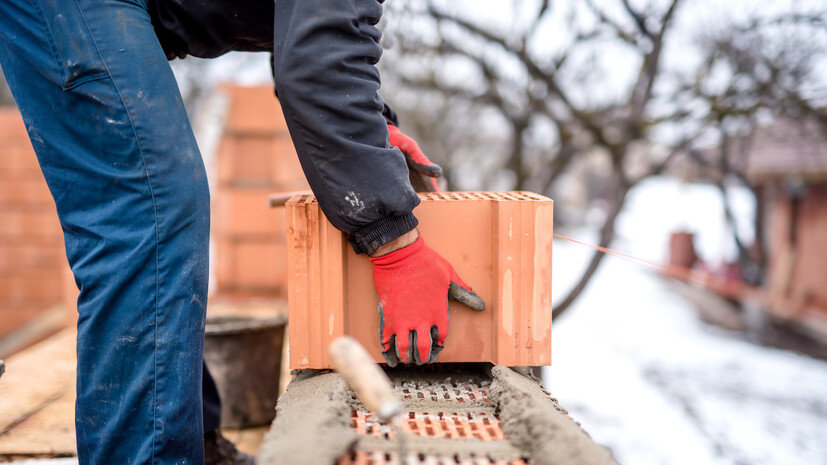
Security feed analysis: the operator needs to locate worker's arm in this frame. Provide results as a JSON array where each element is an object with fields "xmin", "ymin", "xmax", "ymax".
[
  {"xmin": 271, "ymin": 0, "xmax": 425, "ymax": 254},
  {"xmin": 147, "ymin": 0, "xmax": 441, "ymax": 250},
  {"xmin": 148, "ymin": 0, "xmax": 485, "ymax": 364}
]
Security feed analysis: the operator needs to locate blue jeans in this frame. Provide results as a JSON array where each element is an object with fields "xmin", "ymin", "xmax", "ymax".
[{"xmin": 0, "ymin": 0, "xmax": 218, "ymax": 462}]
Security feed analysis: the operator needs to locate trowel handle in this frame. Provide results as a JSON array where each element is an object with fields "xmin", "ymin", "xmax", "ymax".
[{"xmin": 329, "ymin": 336, "xmax": 402, "ymax": 422}]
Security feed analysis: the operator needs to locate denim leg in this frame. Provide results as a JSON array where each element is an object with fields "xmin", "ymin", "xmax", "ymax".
[{"xmin": 0, "ymin": 0, "xmax": 209, "ymax": 463}]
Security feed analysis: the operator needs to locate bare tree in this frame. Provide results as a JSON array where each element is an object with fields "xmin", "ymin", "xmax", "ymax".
[
  {"xmin": 379, "ymin": 0, "xmax": 826, "ymax": 319},
  {"xmin": 679, "ymin": 13, "xmax": 826, "ymax": 284}
]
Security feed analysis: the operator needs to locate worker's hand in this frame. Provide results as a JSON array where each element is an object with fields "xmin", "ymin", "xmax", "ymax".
[
  {"xmin": 370, "ymin": 236, "xmax": 485, "ymax": 367},
  {"xmin": 387, "ymin": 124, "xmax": 442, "ymax": 192}
]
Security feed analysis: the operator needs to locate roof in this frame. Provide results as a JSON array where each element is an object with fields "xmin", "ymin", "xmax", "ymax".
[
  {"xmin": 666, "ymin": 113, "xmax": 827, "ymax": 184},
  {"xmin": 745, "ymin": 114, "xmax": 827, "ymax": 182}
]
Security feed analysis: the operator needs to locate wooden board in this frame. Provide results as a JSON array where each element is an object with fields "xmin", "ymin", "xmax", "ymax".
[
  {"xmin": 0, "ymin": 328, "xmax": 76, "ymax": 457},
  {"xmin": 0, "ymin": 315, "xmax": 274, "ymax": 458},
  {"xmin": 0, "ymin": 391, "xmax": 76, "ymax": 456}
]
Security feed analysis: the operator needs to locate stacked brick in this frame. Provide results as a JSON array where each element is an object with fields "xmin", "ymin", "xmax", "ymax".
[
  {"xmin": 0, "ymin": 109, "xmax": 66, "ymax": 338},
  {"xmin": 212, "ymin": 85, "xmax": 308, "ymax": 299}
]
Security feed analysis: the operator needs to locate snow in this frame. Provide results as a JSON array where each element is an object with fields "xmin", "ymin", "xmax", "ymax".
[{"xmin": 544, "ymin": 177, "xmax": 827, "ymax": 465}]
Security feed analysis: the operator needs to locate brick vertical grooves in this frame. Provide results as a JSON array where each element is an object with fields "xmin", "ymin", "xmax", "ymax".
[
  {"xmin": 211, "ymin": 85, "xmax": 310, "ymax": 299},
  {"xmin": 286, "ymin": 192, "xmax": 553, "ymax": 369},
  {"xmin": 0, "ymin": 109, "xmax": 69, "ymax": 338}
]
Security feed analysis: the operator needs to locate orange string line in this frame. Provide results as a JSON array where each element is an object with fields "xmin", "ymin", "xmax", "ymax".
[
  {"xmin": 552, "ymin": 233, "xmax": 673, "ymax": 273},
  {"xmin": 551, "ymin": 233, "xmax": 750, "ymax": 295}
]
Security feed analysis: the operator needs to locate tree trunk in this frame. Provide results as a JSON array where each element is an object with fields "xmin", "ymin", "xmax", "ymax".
[{"xmin": 552, "ymin": 189, "xmax": 627, "ymax": 320}]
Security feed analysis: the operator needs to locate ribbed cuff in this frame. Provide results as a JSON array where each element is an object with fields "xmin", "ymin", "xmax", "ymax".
[
  {"xmin": 348, "ymin": 213, "xmax": 419, "ymax": 255},
  {"xmin": 382, "ymin": 103, "xmax": 400, "ymax": 127}
]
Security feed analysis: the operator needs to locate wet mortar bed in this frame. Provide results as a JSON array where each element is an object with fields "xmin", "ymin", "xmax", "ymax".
[{"xmin": 258, "ymin": 363, "xmax": 616, "ymax": 465}]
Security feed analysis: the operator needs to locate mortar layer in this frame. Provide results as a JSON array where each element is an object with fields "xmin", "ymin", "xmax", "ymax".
[
  {"xmin": 356, "ymin": 433, "xmax": 524, "ymax": 461},
  {"xmin": 490, "ymin": 365, "xmax": 618, "ymax": 465},
  {"xmin": 350, "ymin": 364, "xmax": 525, "ymax": 461},
  {"xmin": 258, "ymin": 370, "xmax": 357, "ymax": 465}
]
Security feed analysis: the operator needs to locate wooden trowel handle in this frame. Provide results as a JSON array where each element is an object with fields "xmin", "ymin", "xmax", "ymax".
[{"xmin": 329, "ymin": 336, "xmax": 402, "ymax": 422}]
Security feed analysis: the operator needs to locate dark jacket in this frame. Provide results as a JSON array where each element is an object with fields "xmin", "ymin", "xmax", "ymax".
[{"xmin": 147, "ymin": 0, "xmax": 419, "ymax": 254}]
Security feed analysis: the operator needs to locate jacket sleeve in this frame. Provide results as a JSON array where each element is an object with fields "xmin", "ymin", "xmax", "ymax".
[
  {"xmin": 146, "ymin": 0, "xmax": 274, "ymax": 59},
  {"xmin": 148, "ymin": 0, "xmax": 420, "ymax": 254},
  {"xmin": 273, "ymin": 0, "xmax": 420, "ymax": 254}
]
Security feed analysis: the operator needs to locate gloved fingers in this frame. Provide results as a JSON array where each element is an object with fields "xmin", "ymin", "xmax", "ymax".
[
  {"xmin": 388, "ymin": 124, "xmax": 443, "ymax": 178},
  {"xmin": 413, "ymin": 326, "xmax": 434, "ymax": 366},
  {"xmin": 448, "ymin": 281, "xmax": 486, "ymax": 312},
  {"xmin": 382, "ymin": 334, "xmax": 401, "ymax": 368},
  {"xmin": 378, "ymin": 302, "xmax": 388, "ymax": 348},
  {"xmin": 408, "ymin": 170, "xmax": 440, "ymax": 193},
  {"xmin": 429, "ymin": 325, "xmax": 445, "ymax": 363},
  {"xmin": 395, "ymin": 330, "xmax": 411, "ymax": 364},
  {"xmin": 405, "ymin": 155, "xmax": 443, "ymax": 178}
]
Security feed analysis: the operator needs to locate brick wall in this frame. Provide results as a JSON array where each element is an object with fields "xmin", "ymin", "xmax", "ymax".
[
  {"xmin": 212, "ymin": 85, "xmax": 308, "ymax": 299},
  {"xmin": 0, "ymin": 109, "xmax": 66, "ymax": 338},
  {"xmin": 765, "ymin": 184, "xmax": 827, "ymax": 320},
  {"xmin": 767, "ymin": 185, "xmax": 827, "ymax": 317},
  {"xmin": 792, "ymin": 186, "xmax": 827, "ymax": 312}
]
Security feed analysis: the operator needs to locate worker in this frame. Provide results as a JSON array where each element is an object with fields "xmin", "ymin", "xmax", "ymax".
[{"xmin": 0, "ymin": 0, "xmax": 485, "ymax": 464}]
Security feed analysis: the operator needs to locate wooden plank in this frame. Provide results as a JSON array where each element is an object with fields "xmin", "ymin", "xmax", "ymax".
[
  {"xmin": 0, "ymin": 391, "xmax": 76, "ymax": 457},
  {"xmin": 0, "ymin": 328, "xmax": 75, "ymax": 435},
  {"xmin": 0, "ymin": 310, "xmax": 274, "ymax": 458}
]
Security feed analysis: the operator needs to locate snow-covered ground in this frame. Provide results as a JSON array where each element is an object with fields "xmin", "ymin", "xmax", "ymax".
[{"xmin": 544, "ymin": 177, "xmax": 827, "ymax": 465}]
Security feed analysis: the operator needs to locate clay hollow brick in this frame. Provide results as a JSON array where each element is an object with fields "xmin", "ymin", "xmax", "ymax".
[
  {"xmin": 285, "ymin": 191, "xmax": 553, "ymax": 369},
  {"xmin": 0, "ymin": 108, "xmax": 73, "ymax": 334},
  {"xmin": 216, "ymin": 137, "xmax": 305, "ymax": 190},
  {"xmin": 214, "ymin": 237, "xmax": 288, "ymax": 295},
  {"xmin": 214, "ymin": 188, "xmax": 288, "ymax": 237},
  {"xmin": 211, "ymin": 85, "xmax": 309, "ymax": 299}
]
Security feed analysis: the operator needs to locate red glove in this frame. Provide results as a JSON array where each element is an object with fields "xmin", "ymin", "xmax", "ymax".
[
  {"xmin": 387, "ymin": 124, "xmax": 442, "ymax": 192},
  {"xmin": 370, "ymin": 237, "xmax": 485, "ymax": 366}
]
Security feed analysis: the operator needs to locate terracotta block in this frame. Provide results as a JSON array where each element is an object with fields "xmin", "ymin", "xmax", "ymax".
[
  {"xmin": 0, "ymin": 146, "xmax": 42, "ymax": 179},
  {"xmin": 0, "ymin": 244, "xmax": 66, "ymax": 270},
  {"xmin": 0, "ymin": 209, "xmax": 63, "ymax": 243},
  {"xmin": 0, "ymin": 109, "xmax": 27, "ymax": 138},
  {"xmin": 213, "ymin": 188, "xmax": 287, "ymax": 237},
  {"xmin": 285, "ymin": 191, "xmax": 553, "ymax": 369},
  {"xmin": 0, "ymin": 271, "xmax": 63, "ymax": 306},
  {"xmin": 218, "ymin": 84, "xmax": 289, "ymax": 135},
  {"xmin": 215, "ymin": 137, "xmax": 306, "ymax": 190},
  {"xmin": 0, "ymin": 178, "xmax": 53, "ymax": 207},
  {"xmin": 214, "ymin": 237, "xmax": 288, "ymax": 296}
]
